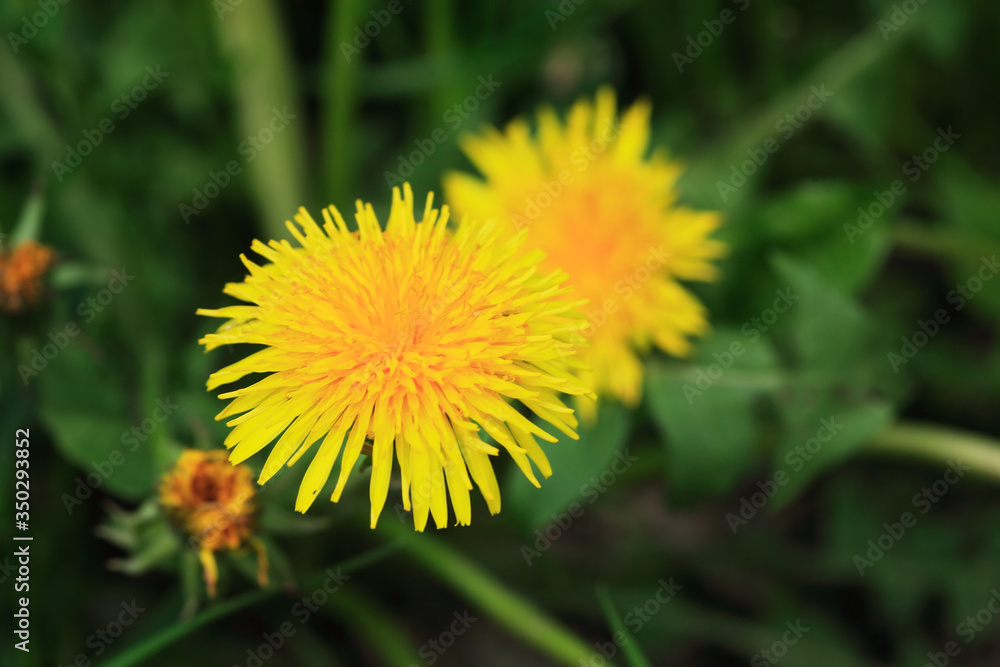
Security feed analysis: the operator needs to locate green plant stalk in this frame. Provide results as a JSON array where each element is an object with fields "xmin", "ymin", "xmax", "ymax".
[
  {"xmin": 322, "ymin": 0, "xmax": 365, "ymax": 210},
  {"xmin": 424, "ymin": 0, "xmax": 458, "ymax": 122},
  {"xmin": 321, "ymin": 588, "xmax": 422, "ymax": 665},
  {"xmin": 102, "ymin": 541, "xmax": 403, "ymax": 667},
  {"xmin": 596, "ymin": 586, "xmax": 653, "ymax": 667},
  {"xmin": 10, "ymin": 186, "xmax": 45, "ymax": 246},
  {"xmin": 893, "ymin": 222, "xmax": 1000, "ymax": 265},
  {"xmin": 215, "ymin": 0, "xmax": 306, "ymax": 239},
  {"xmin": 140, "ymin": 341, "xmax": 175, "ymax": 474},
  {"xmin": 866, "ymin": 421, "xmax": 1000, "ymax": 482},
  {"xmin": 380, "ymin": 521, "xmax": 612, "ymax": 667}
]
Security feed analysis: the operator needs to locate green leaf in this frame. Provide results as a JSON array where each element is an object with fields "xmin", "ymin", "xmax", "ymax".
[
  {"xmin": 758, "ymin": 255, "xmax": 897, "ymax": 503},
  {"xmin": 938, "ymin": 160, "xmax": 1000, "ymax": 319},
  {"xmin": 822, "ymin": 67, "xmax": 897, "ymax": 159},
  {"xmin": 913, "ymin": 1, "xmax": 969, "ymax": 62},
  {"xmin": 793, "ymin": 221, "xmax": 890, "ymax": 295},
  {"xmin": 770, "ymin": 253, "xmax": 871, "ymax": 370},
  {"xmin": 758, "ymin": 181, "xmax": 863, "ymax": 241},
  {"xmin": 37, "ymin": 346, "xmax": 155, "ymax": 499},
  {"xmin": 754, "ymin": 181, "xmax": 892, "ymax": 293},
  {"xmin": 770, "ymin": 399, "xmax": 895, "ymax": 506},
  {"xmin": 646, "ymin": 331, "xmax": 773, "ymax": 502},
  {"xmin": 939, "ymin": 159, "xmax": 1000, "ymax": 245},
  {"xmin": 504, "ymin": 400, "xmax": 631, "ymax": 530}
]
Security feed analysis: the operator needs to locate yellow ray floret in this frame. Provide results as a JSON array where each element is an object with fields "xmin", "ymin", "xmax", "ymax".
[
  {"xmin": 198, "ymin": 184, "xmax": 591, "ymax": 531},
  {"xmin": 444, "ymin": 87, "xmax": 726, "ymax": 416}
]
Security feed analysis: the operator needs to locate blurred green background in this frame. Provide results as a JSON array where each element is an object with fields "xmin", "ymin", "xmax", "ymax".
[{"xmin": 3, "ymin": 0, "xmax": 1000, "ymax": 665}]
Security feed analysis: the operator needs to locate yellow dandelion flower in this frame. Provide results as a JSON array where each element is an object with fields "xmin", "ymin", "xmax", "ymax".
[
  {"xmin": 159, "ymin": 449, "xmax": 267, "ymax": 597},
  {"xmin": 0, "ymin": 240, "xmax": 55, "ymax": 313},
  {"xmin": 198, "ymin": 184, "xmax": 590, "ymax": 531},
  {"xmin": 444, "ymin": 87, "xmax": 726, "ymax": 415}
]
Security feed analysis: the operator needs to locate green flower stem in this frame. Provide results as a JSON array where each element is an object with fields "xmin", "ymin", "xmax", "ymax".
[
  {"xmin": 10, "ymin": 187, "xmax": 45, "ymax": 246},
  {"xmin": 215, "ymin": 0, "xmax": 306, "ymax": 240},
  {"xmin": 596, "ymin": 586, "xmax": 653, "ymax": 667},
  {"xmin": 893, "ymin": 222, "xmax": 1000, "ymax": 265},
  {"xmin": 140, "ymin": 342, "xmax": 175, "ymax": 474},
  {"xmin": 866, "ymin": 421, "xmax": 1000, "ymax": 483},
  {"xmin": 424, "ymin": 0, "xmax": 459, "ymax": 121},
  {"xmin": 321, "ymin": 588, "xmax": 422, "ymax": 665},
  {"xmin": 322, "ymin": 0, "xmax": 366, "ymax": 210},
  {"xmin": 102, "ymin": 541, "xmax": 403, "ymax": 667},
  {"xmin": 380, "ymin": 521, "xmax": 612, "ymax": 667}
]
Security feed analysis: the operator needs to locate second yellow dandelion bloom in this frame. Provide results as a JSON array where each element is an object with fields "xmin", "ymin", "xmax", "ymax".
[
  {"xmin": 445, "ymin": 87, "xmax": 725, "ymax": 415},
  {"xmin": 159, "ymin": 449, "xmax": 267, "ymax": 597},
  {"xmin": 199, "ymin": 185, "xmax": 591, "ymax": 531}
]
